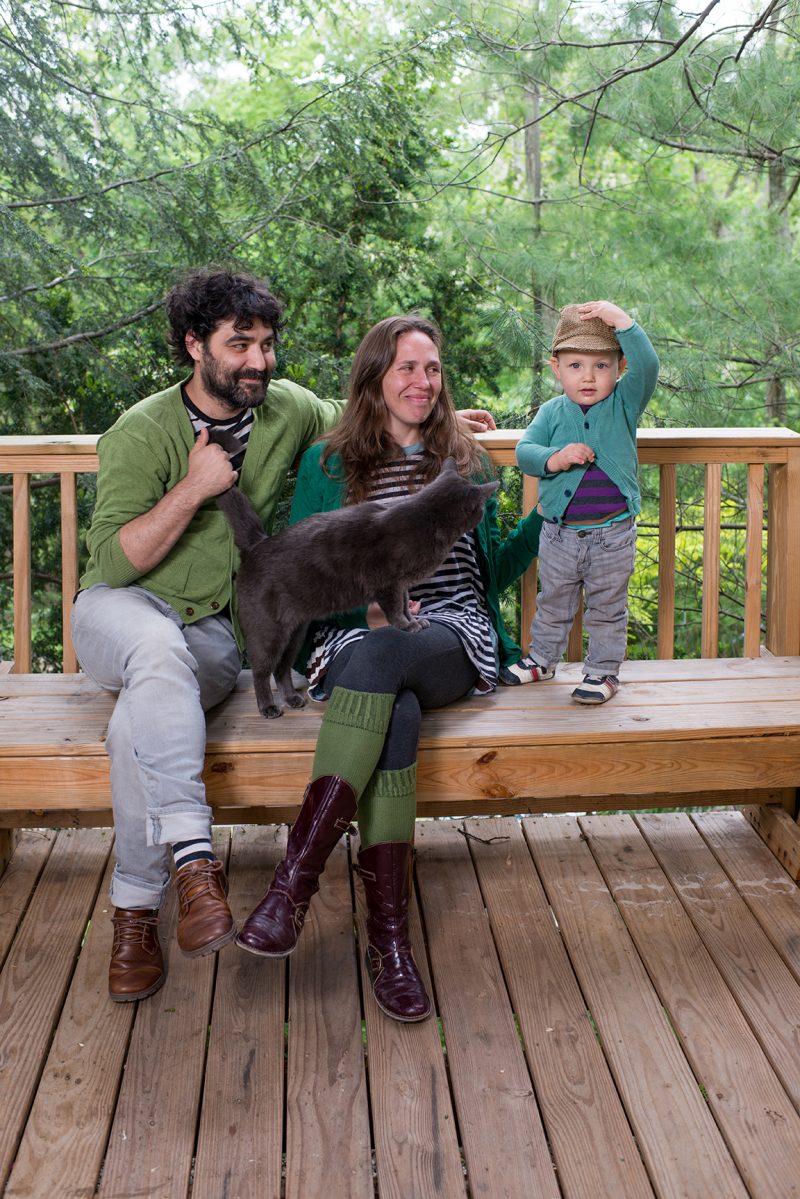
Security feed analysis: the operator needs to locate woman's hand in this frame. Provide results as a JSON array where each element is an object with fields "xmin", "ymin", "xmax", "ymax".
[
  {"xmin": 457, "ymin": 408, "xmax": 497, "ymax": 433},
  {"xmin": 366, "ymin": 600, "xmax": 422, "ymax": 629}
]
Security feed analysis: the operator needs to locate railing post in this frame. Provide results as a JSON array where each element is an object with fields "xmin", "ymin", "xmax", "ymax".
[
  {"xmin": 12, "ymin": 473, "xmax": 32, "ymax": 673},
  {"xmin": 766, "ymin": 450, "xmax": 800, "ymax": 655},
  {"xmin": 60, "ymin": 473, "xmax": 79, "ymax": 672}
]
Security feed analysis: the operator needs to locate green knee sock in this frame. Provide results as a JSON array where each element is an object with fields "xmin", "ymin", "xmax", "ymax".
[
  {"xmin": 312, "ymin": 687, "xmax": 396, "ymax": 799},
  {"xmin": 357, "ymin": 764, "xmax": 417, "ymax": 849}
]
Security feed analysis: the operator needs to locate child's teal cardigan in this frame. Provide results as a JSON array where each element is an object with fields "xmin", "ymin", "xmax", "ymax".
[{"xmin": 515, "ymin": 323, "xmax": 659, "ymax": 523}]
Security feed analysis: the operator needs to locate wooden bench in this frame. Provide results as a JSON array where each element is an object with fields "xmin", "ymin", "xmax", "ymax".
[{"xmin": 2, "ymin": 429, "xmax": 800, "ymax": 875}]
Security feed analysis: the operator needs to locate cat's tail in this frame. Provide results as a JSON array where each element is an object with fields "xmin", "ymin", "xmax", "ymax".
[{"xmin": 216, "ymin": 486, "xmax": 267, "ymax": 552}]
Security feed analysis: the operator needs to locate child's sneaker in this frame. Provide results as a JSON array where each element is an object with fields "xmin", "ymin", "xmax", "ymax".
[
  {"xmin": 499, "ymin": 654, "xmax": 555, "ymax": 685},
  {"xmin": 572, "ymin": 675, "xmax": 619, "ymax": 704}
]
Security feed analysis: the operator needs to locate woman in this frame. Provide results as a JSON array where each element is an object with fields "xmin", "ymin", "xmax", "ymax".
[{"xmin": 236, "ymin": 315, "xmax": 542, "ymax": 1022}]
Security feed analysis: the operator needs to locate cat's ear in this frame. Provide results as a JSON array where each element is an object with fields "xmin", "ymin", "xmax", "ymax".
[
  {"xmin": 481, "ymin": 480, "xmax": 500, "ymax": 497},
  {"xmin": 441, "ymin": 456, "xmax": 457, "ymax": 473}
]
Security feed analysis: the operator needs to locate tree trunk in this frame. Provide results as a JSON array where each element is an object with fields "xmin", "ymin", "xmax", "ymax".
[{"xmin": 524, "ymin": 78, "xmax": 544, "ymax": 412}]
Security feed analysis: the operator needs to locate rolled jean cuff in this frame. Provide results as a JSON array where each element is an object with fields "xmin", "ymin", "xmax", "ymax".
[
  {"xmin": 146, "ymin": 805, "xmax": 213, "ymax": 848},
  {"xmin": 109, "ymin": 866, "xmax": 171, "ymax": 911}
]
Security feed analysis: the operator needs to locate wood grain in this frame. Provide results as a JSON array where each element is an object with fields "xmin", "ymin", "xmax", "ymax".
[
  {"xmin": 416, "ymin": 820, "xmax": 560, "ymax": 1199},
  {"xmin": 97, "ymin": 829, "xmax": 229, "ymax": 1198},
  {"xmin": 581, "ymin": 812, "xmax": 800, "ymax": 1199},
  {"xmin": 192, "ymin": 825, "xmax": 288, "ymax": 1199},
  {"xmin": 694, "ymin": 810, "xmax": 800, "ymax": 984},
  {"xmin": 5, "ymin": 851, "xmax": 135, "ymax": 1199},
  {"xmin": 465, "ymin": 816, "xmax": 655, "ymax": 1199},
  {"xmin": 525, "ymin": 814, "xmax": 748, "ymax": 1199},
  {"xmin": 350, "ymin": 838, "xmax": 466, "ymax": 1199},
  {"xmin": 0, "ymin": 829, "xmax": 112, "ymax": 1190},
  {"xmin": 636, "ymin": 812, "xmax": 800, "ymax": 1114},
  {"xmin": 285, "ymin": 841, "xmax": 372, "ymax": 1199}
]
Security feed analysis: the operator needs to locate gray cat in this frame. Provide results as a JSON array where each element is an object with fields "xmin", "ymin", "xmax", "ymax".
[{"xmin": 214, "ymin": 453, "xmax": 499, "ymax": 718}]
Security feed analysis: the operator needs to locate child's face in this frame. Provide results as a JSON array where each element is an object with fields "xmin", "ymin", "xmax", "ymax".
[{"xmin": 550, "ymin": 351, "xmax": 625, "ymax": 406}]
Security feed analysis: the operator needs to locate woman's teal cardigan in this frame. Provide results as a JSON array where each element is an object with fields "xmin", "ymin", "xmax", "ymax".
[{"xmin": 290, "ymin": 442, "xmax": 542, "ymax": 670}]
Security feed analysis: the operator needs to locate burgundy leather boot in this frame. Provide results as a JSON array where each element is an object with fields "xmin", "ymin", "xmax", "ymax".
[
  {"xmin": 236, "ymin": 775, "xmax": 357, "ymax": 957},
  {"xmin": 358, "ymin": 841, "xmax": 431, "ymax": 1022}
]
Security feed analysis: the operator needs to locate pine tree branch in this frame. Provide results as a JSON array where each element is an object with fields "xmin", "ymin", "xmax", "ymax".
[
  {"xmin": 0, "ymin": 32, "xmax": 218, "ymax": 132},
  {"xmin": 6, "ymin": 299, "xmax": 163, "ymax": 356}
]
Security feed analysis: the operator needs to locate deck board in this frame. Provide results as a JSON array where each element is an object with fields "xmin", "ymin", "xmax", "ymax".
[
  {"xmin": 464, "ymin": 816, "xmax": 655, "ymax": 1199},
  {"xmin": 525, "ymin": 815, "xmax": 749, "ymax": 1199},
  {"xmin": 581, "ymin": 813, "xmax": 800, "ymax": 1199},
  {"xmin": 192, "ymin": 826, "xmax": 287, "ymax": 1199},
  {"xmin": 637, "ymin": 813, "xmax": 800, "ymax": 1114},
  {"xmin": 1, "ymin": 811, "xmax": 800, "ymax": 1198}
]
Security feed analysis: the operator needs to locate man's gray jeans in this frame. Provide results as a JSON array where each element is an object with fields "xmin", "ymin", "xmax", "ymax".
[{"xmin": 71, "ymin": 584, "xmax": 241, "ymax": 909}]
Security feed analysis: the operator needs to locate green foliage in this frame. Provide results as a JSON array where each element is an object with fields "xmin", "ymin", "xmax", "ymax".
[{"xmin": 2, "ymin": 1, "xmax": 799, "ymax": 667}]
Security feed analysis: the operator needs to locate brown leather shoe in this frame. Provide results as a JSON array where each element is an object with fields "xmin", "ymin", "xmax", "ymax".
[
  {"xmin": 109, "ymin": 908, "xmax": 165, "ymax": 1002},
  {"xmin": 175, "ymin": 859, "xmax": 236, "ymax": 957}
]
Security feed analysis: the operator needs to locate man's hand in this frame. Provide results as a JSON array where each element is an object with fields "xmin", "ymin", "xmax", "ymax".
[
  {"xmin": 184, "ymin": 427, "xmax": 238, "ymax": 502},
  {"xmin": 547, "ymin": 442, "xmax": 595, "ymax": 473},
  {"xmin": 119, "ymin": 428, "xmax": 238, "ymax": 575},
  {"xmin": 457, "ymin": 408, "xmax": 497, "ymax": 434},
  {"xmin": 577, "ymin": 301, "xmax": 633, "ymax": 331}
]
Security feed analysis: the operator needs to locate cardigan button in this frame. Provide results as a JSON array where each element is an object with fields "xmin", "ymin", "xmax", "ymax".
[
  {"xmin": 211, "ymin": 601, "xmax": 220, "ymax": 610},
  {"xmin": 584, "ymin": 421, "xmax": 590, "ymax": 429},
  {"xmin": 564, "ymin": 489, "xmax": 572, "ymax": 496},
  {"xmin": 186, "ymin": 607, "xmax": 195, "ymax": 616}
]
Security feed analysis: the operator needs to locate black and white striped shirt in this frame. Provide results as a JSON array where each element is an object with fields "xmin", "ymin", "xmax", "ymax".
[
  {"xmin": 182, "ymin": 388, "xmax": 254, "ymax": 472},
  {"xmin": 306, "ymin": 448, "xmax": 498, "ymax": 696}
]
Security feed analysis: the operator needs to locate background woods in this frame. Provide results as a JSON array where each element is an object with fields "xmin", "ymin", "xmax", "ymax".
[{"xmin": 2, "ymin": 0, "xmax": 799, "ymax": 664}]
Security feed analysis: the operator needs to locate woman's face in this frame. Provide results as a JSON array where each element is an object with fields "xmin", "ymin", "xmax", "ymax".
[{"xmin": 380, "ymin": 330, "xmax": 443, "ymax": 446}]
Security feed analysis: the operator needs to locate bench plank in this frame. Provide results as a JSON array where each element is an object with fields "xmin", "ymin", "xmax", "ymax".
[
  {"xmin": 465, "ymin": 816, "xmax": 655, "ymax": 1199},
  {"xmin": 581, "ymin": 813, "xmax": 800, "ymax": 1199},
  {"xmin": 525, "ymin": 814, "xmax": 749, "ymax": 1199},
  {"xmin": 636, "ymin": 813, "xmax": 800, "ymax": 1114}
]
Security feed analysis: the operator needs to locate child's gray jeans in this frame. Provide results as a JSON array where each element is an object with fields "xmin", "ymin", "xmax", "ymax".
[{"xmin": 529, "ymin": 517, "xmax": 637, "ymax": 678}]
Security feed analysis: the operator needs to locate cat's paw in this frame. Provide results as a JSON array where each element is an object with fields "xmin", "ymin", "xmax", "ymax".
[
  {"xmin": 406, "ymin": 617, "xmax": 430, "ymax": 632},
  {"xmin": 285, "ymin": 692, "xmax": 306, "ymax": 710},
  {"xmin": 260, "ymin": 703, "xmax": 283, "ymax": 719}
]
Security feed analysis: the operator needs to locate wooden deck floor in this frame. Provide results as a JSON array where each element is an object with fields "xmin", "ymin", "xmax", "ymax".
[{"xmin": 1, "ymin": 811, "xmax": 800, "ymax": 1198}]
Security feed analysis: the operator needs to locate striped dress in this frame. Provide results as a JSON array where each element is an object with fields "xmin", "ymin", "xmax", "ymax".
[{"xmin": 305, "ymin": 448, "xmax": 499, "ymax": 697}]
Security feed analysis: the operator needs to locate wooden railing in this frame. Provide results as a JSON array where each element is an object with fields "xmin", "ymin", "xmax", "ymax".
[{"xmin": 2, "ymin": 428, "xmax": 800, "ymax": 672}]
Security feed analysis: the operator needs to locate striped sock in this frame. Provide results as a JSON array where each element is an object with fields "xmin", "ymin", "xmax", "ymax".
[{"xmin": 172, "ymin": 837, "xmax": 214, "ymax": 871}]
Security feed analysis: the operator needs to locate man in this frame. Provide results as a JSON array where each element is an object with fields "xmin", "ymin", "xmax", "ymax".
[{"xmin": 72, "ymin": 268, "xmax": 495, "ymax": 1002}]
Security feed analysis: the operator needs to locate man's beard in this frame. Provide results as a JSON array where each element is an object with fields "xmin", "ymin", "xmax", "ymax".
[{"xmin": 200, "ymin": 348, "xmax": 270, "ymax": 411}]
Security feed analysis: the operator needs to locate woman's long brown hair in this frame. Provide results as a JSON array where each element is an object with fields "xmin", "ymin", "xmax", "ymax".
[{"xmin": 321, "ymin": 315, "xmax": 486, "ymax": 502}]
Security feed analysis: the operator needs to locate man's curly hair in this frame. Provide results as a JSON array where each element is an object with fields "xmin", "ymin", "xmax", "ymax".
[{"xmin": 165, "ymin": 268, "xmax": 284, "ymax": 366}]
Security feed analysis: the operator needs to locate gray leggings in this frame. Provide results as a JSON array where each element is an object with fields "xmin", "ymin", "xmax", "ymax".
[{"xmin": 323, "ymin": 622, "xmax": 479, "ymax": 771}]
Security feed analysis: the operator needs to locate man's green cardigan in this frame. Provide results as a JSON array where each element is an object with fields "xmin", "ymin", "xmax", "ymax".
[{"xmin": 80, "ymin": 378, "xmax": 344, "ymax": 648}]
